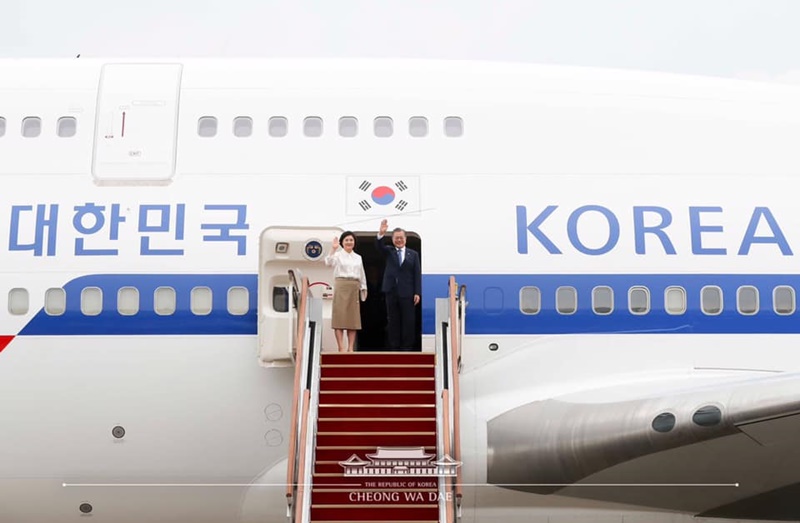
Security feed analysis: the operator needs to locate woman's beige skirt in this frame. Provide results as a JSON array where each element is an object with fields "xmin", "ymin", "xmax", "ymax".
[{"xmin": 332, "ymin": 278, "xmax": 362, "ymax": 330}]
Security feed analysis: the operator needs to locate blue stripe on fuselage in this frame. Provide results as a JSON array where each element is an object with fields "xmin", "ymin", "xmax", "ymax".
[
  {"xmin": 20, "ymin": 274, "xmax": 257, "ymax": 336},
  {"xmin": 16, "ymin": 273, "xmax": 800, "ymax": 336},
  {"xmin": 424, "ymin": 274, "xmax": 800, "ymax": 335}
]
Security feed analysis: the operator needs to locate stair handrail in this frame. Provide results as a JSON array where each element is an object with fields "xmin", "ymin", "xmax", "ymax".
[
  {"xmin": 296, "ymin": 305, "xmax": 323, "ymax": 523},
  {"xmin": 293, "ymin": 390, "xmax": 311, "ymax": 523},
  {"xmin": 285, "ymin": 274, "xmax": 311, "ymax": 517},
  {"xmin": 448, "ymin": 276, "xmax": 464, "ymax": 507},
  {"xmin": 434, "ymin": 297, "xmax": 449, "ymax": 523},
  {"xmin": 287, "ymin": 269, "xmax": 303, "ymax": 362},
  {"xmin": 442, "ymin": 388, "xmax": 454, "ymax": 523}
]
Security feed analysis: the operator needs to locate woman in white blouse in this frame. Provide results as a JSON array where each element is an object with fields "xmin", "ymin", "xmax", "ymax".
[{"xmin": 325, "ymin": 231, "xmax": 367, "ymax": 352}]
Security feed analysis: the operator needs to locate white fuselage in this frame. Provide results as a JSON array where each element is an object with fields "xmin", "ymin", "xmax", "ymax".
[{"xmin": 1, "ymin": 59, "xmax": 800, "ymax": 523}]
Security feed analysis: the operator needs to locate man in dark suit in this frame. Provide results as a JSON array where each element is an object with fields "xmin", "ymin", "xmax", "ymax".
[{"xmin": 376, "ymin": 219, "xmax": 421, "ymax": 350}]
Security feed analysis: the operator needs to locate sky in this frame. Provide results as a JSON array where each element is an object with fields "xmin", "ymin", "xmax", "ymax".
[{"xmin": 1, "ymin": 0, "xmax": 799, "ymax": 83}]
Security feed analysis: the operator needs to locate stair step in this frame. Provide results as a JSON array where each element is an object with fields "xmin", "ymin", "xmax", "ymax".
[
  {"xmin": 314, "ymin": 462, "xmax": 357, "ymax": 474},
  {"xmin": 319, "ymin": 406, "xmax": 436, "ymax": 418},
  {"xmin": 320, "ymin": 377, "xmax": 434, "ymax": 392},
  {"xmin": 310, "ymin": 475, "xmax": 370, "ymax": 488},
  {"xmin": 315, "ymin": 446, "xmax": 437, "ymax": 461},
  {"xmin": 321, "ymin": 353, "xmax": 435, "ymax": 365},
  {"xmin": 320, "ymin": 391, "xmax": 435, "ymax": 405},
  {"xmin": 311, "ymin": 521, "xmax": 438, "ymax": 523},
  {"xmin": 317, "ymin": 419, "xmax": 436, "ymax": 433},
  {"xmin": 311, "ymin": 504, "xmax": 439, "ymax": 521},
  {"xmin": 315, "ymin": 433, "xmax": 437, "ymax": 447},
  {"xmin": 321, "ymin": 365, "xmax": 435, "ymax": 378}
]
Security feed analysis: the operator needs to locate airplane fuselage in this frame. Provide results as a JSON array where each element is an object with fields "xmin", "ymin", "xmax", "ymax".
[{"xmin": 2, "ymin": 59, "xmax": 800, "ymax": 522}]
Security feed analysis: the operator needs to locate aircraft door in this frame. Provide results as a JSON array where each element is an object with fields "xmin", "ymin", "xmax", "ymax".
[
  {"xmin": 258, "ymin": 226, "xmax": 341, "ymax": 366},
  {"xmin": 93, "ymin": 63, "xmax": 182, "ymax": 183}
]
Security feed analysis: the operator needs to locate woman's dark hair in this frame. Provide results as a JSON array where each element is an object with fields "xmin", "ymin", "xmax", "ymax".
[{"xmin": 339, "ymin": 231, "xmax": 356, "ymax": 246}]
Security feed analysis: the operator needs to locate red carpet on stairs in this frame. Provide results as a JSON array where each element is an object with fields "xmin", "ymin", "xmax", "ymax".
[{"xmin": 311, "ymin": 351, "xmax": 440, "ymax": 523}]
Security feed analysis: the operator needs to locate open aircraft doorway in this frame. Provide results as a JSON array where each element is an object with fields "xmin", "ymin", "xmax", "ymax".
[{"xmin": 353, "ymin": 231, "xmax": 422, "ymax": 351}]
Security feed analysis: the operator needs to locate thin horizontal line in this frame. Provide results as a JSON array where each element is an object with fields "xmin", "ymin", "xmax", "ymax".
[
  {"xmin": 317, "ymin": 432, "xmax": 436, "ymax": 435},
  {"xmin": 63, "ymin": 482, "xmax": 741, "ymax": 488},
  {"xmin": 322, "ymin": 364, "xmax": 434, "ymax": 368},
  {"xmin": 318, "ymin": 418, "xmax": 435, "ymax": 421},
  {"xmin": 322, "ymin": 377, "xmax": 434, "ymax": 381},
  {"xmin": 323, "ymin": 352, "xmax": 435, "ymax": 355},
  {"xmin": 316, "ymin": 459, "xmax": 439, "ymax": 463},
  {"xmin": 319, "ymin": 404, "xmax": 436, "ymax": 408},
  {"xmin": 488, "ymin": 483, "xmax": 741, "ymax": 487},
  {"xmin": 63, "ymin": 483, "xmax": 361, "ymax": 488},
  {"xmin": 320, "ymin": 391, "xmax": 435, "ymax": 394},
  {"xmin": 317, "ymin": 446, "xmax": 437, "ymax": 450},
  {"xmin": 314, "ymin": 504, "xmax": 438, "ymax": 508},
  {"xmin": 308, "ymin": 521, "xmax": 438, "ymax": 523},
  {"xmin": 313, "ymin": 488, "xmax": 438, "ymax": 492}
]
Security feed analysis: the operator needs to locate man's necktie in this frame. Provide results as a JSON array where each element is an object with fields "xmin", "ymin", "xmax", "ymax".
[{"xmin": 397, "ymin": 249, "xmax": 402, "ymax": 265}]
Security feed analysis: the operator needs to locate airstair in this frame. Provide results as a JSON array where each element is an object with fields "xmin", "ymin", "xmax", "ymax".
[{"xmin": 283, "ymin": 275, "xmax": 465, "ymax": 523}]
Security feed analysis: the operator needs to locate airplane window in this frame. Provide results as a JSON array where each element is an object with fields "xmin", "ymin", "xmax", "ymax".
[
  {"xmin": 774, "ymin": 286, "xmax": 795, "ymax": 315},
  {"xmin": 22, "ymin": 117, "xmax": 42, "ymax": 138},
  {"xmin": 269, "ymin": 116, "xmax": 288, "ymax": 137},
  {"xmin": 117, "ymin": 287, "xmax": 139, "ymax": 316},
  {"xmin": 519, "ymin": 286, "xmax": 541, "ymax": 314},
  {"xmin": 692, "ymin": 405, "xmax": 722, "ymax": 427},
  {"xmin": 628, "ymin": 286, "xmax": 649, "ymax": 315},
  {"xmin": 273, "ymin": 287, "xmax": 289, "ymax": 313},
  {"xmin": 592, "ymin": 286, "xmax": 614, "ymax": 315},
  {"xmin": 665, "ymin": 286, "xmax": 686, "ymax": 315},
  {"xmin": 701, "ymin": 286, "xmax": 723, "ymax": 315},
  {"xmin": 444, "ymin": 116, "xmax": 464, "ymax": 137},
  {"xmin": 409, "ymin": 116, "xmax": 428, "ymax": 137},
  {"xmin": 8, "ymin": 288, "xmax": 29, "ymax": 315},
  {"xmin": 154, "ymin": 286, "xmax": 176, "ymax": 315},
  {"xmin": 652, "ymin": 412, "xmax": 675, "ymax": 433},
  {"xmin": 556, "ymin": 286, "xmax": 577, "ymax": 315},
  {"xmin": 338, "ymin": 116, "xmax": 358, "ymax": 138},
  {"xmin": 737, "ymin": 286, "xmax": 759, "ymax": 315},
  {"xmin": 233, "ymin": 116, "xmax": 253, "ymax": 138},
  {"xmin": 56, "ymin": 116, "xmax": 77, "ymax": 138},
  {"xmin": 303, "ymin": 117, "xmax": 323, "ymax": 137},
  {"xmin": 374, "ymin": 116, "xmax": 393, "ymax": 138},
  {"xmin": 45, "ymin": 288, "xmax": 66, "ymax": 316},
  {"xmin": 0, "ymin": 116, "xmax": 6, "ymax": 137},
  {"xmin": 197, "ymin": 116, "xmax": 218, "ymax": 138},
  {"xmin": 227, "ymin": 287, "xmax": 249, "ymax": 315},
  {"xmin": 191, "ymin": 286, "xmax": 213, "ymax": 315},
  {"xmin": 81, "ymin": 287, "xmax": 103, "ymax": 316}
]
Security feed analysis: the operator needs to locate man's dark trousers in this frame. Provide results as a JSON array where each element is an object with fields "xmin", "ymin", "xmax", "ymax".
[
  {"xmin": 376, "ymin": 237, "xmax": 421, "ymax": 350},
  {"xmin": 385, "ymin": 291, "xmax": 416, "ymax": 350}
]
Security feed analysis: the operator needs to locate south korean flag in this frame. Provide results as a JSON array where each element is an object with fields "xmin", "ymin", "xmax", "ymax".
[{"xmin": 346, "ymin": 176, "xmax": 420, "ymax": 215}]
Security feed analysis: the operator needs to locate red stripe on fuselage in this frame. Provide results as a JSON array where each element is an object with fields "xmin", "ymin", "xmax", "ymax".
[{"xmin": 0, "ymin": 336, "xmax": 14, "ymax": 353}]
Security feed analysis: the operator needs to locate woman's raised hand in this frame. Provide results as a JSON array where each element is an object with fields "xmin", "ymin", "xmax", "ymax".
[{"xmin": 332, "ymin": 236, "xmax": 339, "ymax": 251}]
